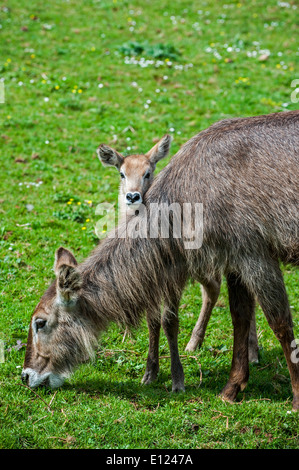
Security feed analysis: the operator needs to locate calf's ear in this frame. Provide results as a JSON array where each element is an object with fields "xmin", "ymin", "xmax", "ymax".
[
  {"xmin": 97, "ymin": 144, "xmax": 124, "ymax": 169},
  {"xmin": 146, "ymin": 134, "xmax": 172, "ymax": 165}
]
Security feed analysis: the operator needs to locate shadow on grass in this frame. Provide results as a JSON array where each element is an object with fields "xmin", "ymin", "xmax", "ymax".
[{"xmin": 62, "ymin": 345, "xmax": 293, "ymax": 407}]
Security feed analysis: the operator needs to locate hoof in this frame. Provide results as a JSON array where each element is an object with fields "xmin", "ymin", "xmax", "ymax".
[
  {"xmin": 220, "ymin": 382, "xmax": 241, "ymax": 403},
  {"xmin": 185, "ymin": 339, "xmax": 203, "ymax": 352},
  {"xmin": 172, "ymin": 384, "xmax": 185, "ymax": 393},
  {"xmin": 292, "ymin": 396, "xmax": 299, "ymax": 412},
  {"xmin": 141, "ymin": 370, "xmax": 158, "ymax": 385},
  {"xmin": 249, "ymin": 351, "xmax": 259, "ymax": 364},
  {"xmin": 185, "ymin": 344, "xmax": 196, "ymax": 352}
]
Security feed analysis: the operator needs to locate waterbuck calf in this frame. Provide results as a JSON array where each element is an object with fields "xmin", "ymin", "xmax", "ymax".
[
  {"xmin": 97, "ymin": 135, "xmax": 172, "ymax": 217},
  {"xmin": 97, "ymin": 136, "xmax": 259, "ymax": 365},
  {"xmin": 22, "ymin": 110, "xmax": 299, "ymax": 410}
]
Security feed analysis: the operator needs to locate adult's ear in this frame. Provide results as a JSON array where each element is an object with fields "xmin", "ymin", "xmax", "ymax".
[
  {"xmin": 146, "ymin": 134, "xmax": 172, "ymax": 165},
  {"xmin": 54, "ymin": 247, "xmax": 82, "ymax": 305},
  {"xmin": 54, "ymin": 247, "xmax": 78, "ymax": 274},
  {"xmin": 97, "ymin": 144, "xmax": 124, "ymax": 169}
]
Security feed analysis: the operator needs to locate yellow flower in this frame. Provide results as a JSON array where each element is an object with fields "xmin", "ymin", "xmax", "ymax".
[
  {"xmin": 55, "ymin": 85, "xmax": 60, "ymax": 90},
  {"xmin": 86, "ymin": 218, "xmax": 90, "ymax": 222},
  {"xmin": 70, "ymin": 198, "xmax": 74, "ymax": 201},
  {"xmin": 90, "ymin": 46, "xmax": 96, "ymax": 51},
  {"xmin": 87, "ymin": 200, "xmax": 92, "ymax": 204},
  {"xmin": 77, "ymin": 202, "xmax": 81, "ymax": 205},
  {"xmin": 67, "ymin": 201, "xmax": 72, "ymax": 205},
  {"xmin": 30, "ymin": 54, "xmax": 35, "ymax": 59},
  {"xmin": 101, "ymin": 230, "xmax": 107, "ymax": 234},
  {"xmin": 276, "ymin": 64, "xmax": 281, "ymax": 69},
  {"xmin": 78, "ymin": 89, "xmax": 82, "ymax": 93},
  {"xmin": 82, "ymin": 227, "xmax": 86, "ymax": 230},
  {"xmin": 74, "ymin": 85, "xmax": 78, "ymax": 89},
  {"xmin": 6, "ymin": 58, "xmax": 11, "ymax": 63},
  {"xmin": 72, "ymin": 89, "xmax": 76, "ymax": 93},
  {"xmin": 7, "ymin": 115, "xmax": 11, "ymax": 119},
  {"xmin": 42, "ymin": 79, "xmax": 46, "ymax": 84}
]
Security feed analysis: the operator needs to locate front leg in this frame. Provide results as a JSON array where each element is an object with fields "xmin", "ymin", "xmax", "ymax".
[
  {"xmin": 142, "ymin": 310, "xmax": 161, "ymax": 385},
  {"xmin": 162, "ymin": 300, "xmax": 185, "ymax": 393}
]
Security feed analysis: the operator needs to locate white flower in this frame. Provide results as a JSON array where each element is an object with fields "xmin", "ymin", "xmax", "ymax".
[
  {"xmin": 98, "ymin": 83, "xmax": 104, "ymax": 88},
  {"xmin": 44, "ymin": 97, "xmax": 49, "ymax": 102}
]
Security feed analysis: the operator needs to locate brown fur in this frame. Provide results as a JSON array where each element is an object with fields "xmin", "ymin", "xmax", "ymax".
[
  {"xmin": 23, "ymin": 111, "xmax": 299, "ymax": 410},
  {"xmin": 98, "ymin": 135, "xmax": 259, "ymax": 360}
]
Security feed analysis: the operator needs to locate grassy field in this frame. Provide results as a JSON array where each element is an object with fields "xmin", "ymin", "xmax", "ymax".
[{"xmin": 0, "ymin": 0, "xmax": 298, "ymax": 450}]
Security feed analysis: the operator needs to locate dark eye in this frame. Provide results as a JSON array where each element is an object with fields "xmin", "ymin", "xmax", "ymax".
[
  {"xmin": 120, "ymin": 172, "xmax": 125, "ymax": 179},
  {"xmin": 144, "ymin": 173, "xmax": 150, "ymax": 179},
  {"xmin": 35, "ymin": 319, "xmax": 47, "ymax": 331}
]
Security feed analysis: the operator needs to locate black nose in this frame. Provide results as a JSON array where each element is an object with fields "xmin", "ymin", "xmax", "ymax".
[
  {"xmin": 21, "ymin": 372, "xmax": 29, "ymax": 385},
  {"xmin": 126, "ymin": 192, "xmax": 142, "ymax": 204}
]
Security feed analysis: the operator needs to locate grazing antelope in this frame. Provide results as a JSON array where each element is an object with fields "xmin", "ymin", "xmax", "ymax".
[
  {"xmin": 22, "ymin": 111, "xmax": 299, "ymax": 410},
  {"xmin": 97, "ymin": 136, "xmax": 259, "ymax": 364}
]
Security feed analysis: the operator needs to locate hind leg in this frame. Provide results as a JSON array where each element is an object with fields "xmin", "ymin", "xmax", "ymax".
[
  {"xmin": 251, "ymin": 260, "xmax": 299, "ymax": 411},
  {"xmin": 185, "ymin": 275, "xmax": 259, "ymax": 362},
  {"xmin": 220, "ymin": 272, "xmax": 255, "ymax": 403},
  {"xmin": 185, "ymin": 276, "xmax": 221, "ymax": 352}
]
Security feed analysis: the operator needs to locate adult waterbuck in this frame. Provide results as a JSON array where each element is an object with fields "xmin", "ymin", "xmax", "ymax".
[
  {"xmin": 22, "ymin": 110, "xmax": 299, "ymax": 410},
  {"xmin": 97, "ymin": 136, "xmax": 260, "ymax": 363}
]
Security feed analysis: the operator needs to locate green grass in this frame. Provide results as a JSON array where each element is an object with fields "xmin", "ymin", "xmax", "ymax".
[{"xmin": 0, "ymin": 0, "xmax": 298, "ymax": 450}]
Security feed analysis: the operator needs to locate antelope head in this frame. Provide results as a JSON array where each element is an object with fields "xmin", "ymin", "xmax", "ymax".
[
  {"xmin": 97, "ymin": 135, "xmax": 172, "ymax": 212},
  {"xmin": 21, "ymin": 247, "xmax": 98, "ymax": 389}
]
